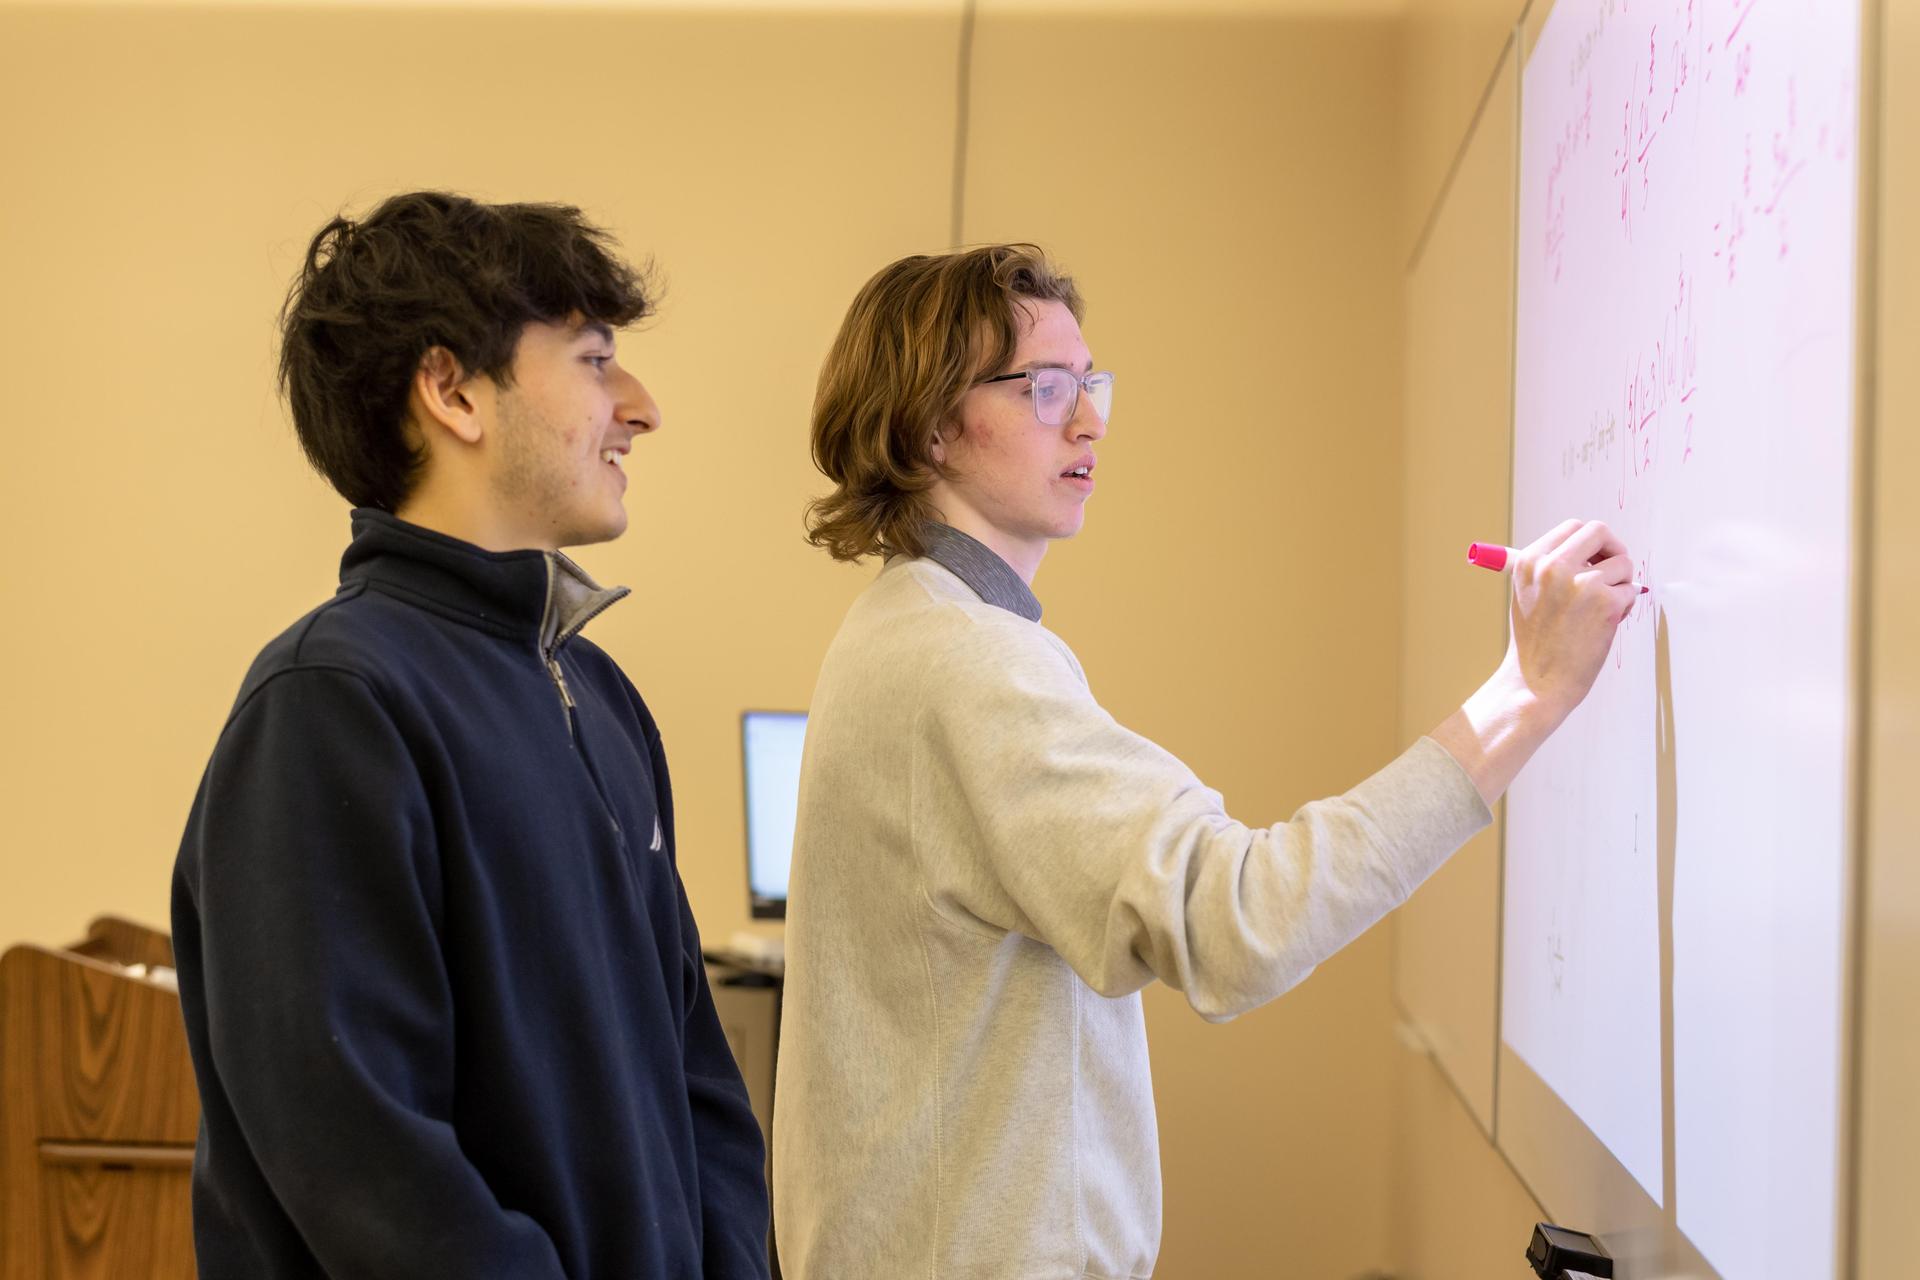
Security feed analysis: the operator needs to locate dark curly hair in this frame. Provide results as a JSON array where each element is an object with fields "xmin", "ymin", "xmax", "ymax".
[{"xmin": 278, "ymin": 191, "xmax": 655, "ymax": 511}]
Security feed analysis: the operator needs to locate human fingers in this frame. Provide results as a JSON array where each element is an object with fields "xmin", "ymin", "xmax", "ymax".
[
  {"xmin": 1549, "ymin": 519, "xmax": 1627, "ymax": 570},
  {"xmin": 1605, "ymin": 581, "xmax": 1643, "ymax": 624},
  {"xmin": 1521, "ymin": 518, "xmax": 1587, "ymax": 559},
  {"xmin": 1577, "ymin": 552, "xmax": 1635, "ymax": 587}
]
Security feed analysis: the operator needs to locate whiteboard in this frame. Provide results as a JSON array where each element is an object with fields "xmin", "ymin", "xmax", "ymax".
[{"xmin": 1502, "ymin": 2, "xmax": 1859, "ymax": 1277}]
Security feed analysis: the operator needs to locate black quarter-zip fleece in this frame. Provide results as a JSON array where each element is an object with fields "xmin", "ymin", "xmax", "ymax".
[{"xmin": 172, "ymin": 510, "xmax": 769, "ymax": 1279}]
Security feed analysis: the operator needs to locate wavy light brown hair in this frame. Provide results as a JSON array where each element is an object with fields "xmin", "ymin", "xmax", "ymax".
[{"xmin": 804, "ymin": 244, "xmax": 1083, "ymax": 562}]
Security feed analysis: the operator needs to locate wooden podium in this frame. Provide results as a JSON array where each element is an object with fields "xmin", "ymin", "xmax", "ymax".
[{"xmin": 0, "ymin": 917, "xmax": 198, "ymax": 1279}]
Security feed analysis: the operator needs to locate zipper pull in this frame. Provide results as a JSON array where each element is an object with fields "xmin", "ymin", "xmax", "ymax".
[{"xmin": 546, "ymin": 656, "xmax": 576, "ymax": 710}]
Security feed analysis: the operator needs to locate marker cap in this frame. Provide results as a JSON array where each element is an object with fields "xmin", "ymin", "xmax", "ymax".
[{"xmin": 1467, "ymin": 542, "xmax": 1510, "ymax": 571}]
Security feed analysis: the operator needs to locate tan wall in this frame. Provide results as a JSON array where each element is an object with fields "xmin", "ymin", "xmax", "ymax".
[
  {"xmin": 1392, "ymin": 26, "xmax": 1516, "ymax": 1143},
  {"xmin": 1, "ymin": 3, "xmax": 1422, "ymax": 1277},
  {"xmin": 1389, "ymin": 8, "xmax": 1549, "ymax": 1276},
  {"xmin": 1397, "ymin": 0, "xmax": 1525, "ymax": 262},
  {"xmin": 0, "ymin": 3, "xmax": 961, "ymax": 955}
]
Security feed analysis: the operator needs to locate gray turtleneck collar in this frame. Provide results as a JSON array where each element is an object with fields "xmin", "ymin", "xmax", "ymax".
[{"xmin": 919, "ymin": 523, "xmax": 1042, "ymax": 623}]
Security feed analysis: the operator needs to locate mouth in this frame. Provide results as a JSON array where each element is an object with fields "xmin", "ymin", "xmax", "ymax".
[
  {"xmin": 600, "ymin": 445, "xmax": 630, "ymax": 489},
  {"xmin": 1060, "ymin": 458, "xmax": 1095, "ymax": 490}
]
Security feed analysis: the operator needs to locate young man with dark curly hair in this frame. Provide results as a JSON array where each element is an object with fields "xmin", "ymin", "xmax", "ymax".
[{"xmin": 171, "ymin": 192, "xmax": 769, "ymax": 1279}]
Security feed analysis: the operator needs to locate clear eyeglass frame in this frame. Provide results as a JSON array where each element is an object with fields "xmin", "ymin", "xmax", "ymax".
[{"xmin": 977, "ymin": 367, "xmax": 1115, "ymax": 427}]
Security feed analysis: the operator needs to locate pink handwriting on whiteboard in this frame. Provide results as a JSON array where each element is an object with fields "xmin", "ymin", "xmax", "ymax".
[
  {"xmin": 1619, "ymin": 261, "xmax": 1700, "ymax": 508},
  {"xmin": 1545, "ymin": 78, "xmax": 1595, "ymax": 281},
  {"xmin": 1551, "ymin": 259, "xmax": 1704, "ymax": 512},
  {"xmin": 1560, "ymin": 0, "xmax": 1842, "ymax": 271},
  {"xmin": 1613, "ymin": 550, "xmax": 1658, "ymax": 669},
  {"xmin": 1710, "ymin": 72, "xmax": 1850, "ymax": 281},
  {"xmin": 1553, "ymin": 258, "xmax": 1701, "ymax": 508}
]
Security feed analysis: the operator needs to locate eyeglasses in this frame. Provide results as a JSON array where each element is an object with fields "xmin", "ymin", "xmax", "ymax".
[{"xmin": 976, "ymin": 367, "xmax": 1115, "ymax": 427}]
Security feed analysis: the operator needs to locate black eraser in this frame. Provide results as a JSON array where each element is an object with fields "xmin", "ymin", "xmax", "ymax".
[{"xmin": 1526, "ymin": 1223, "xmax": 1613, "ymax": 1279}]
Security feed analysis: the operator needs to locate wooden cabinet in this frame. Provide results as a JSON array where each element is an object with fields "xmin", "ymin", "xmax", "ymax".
[{"xmin": 0, "ymin": 918, "xmax": 198, "ymax": 1279}]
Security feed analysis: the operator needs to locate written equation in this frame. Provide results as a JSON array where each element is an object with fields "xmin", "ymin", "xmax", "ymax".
[
  {"xmin": 1558, "ymin": 262, "xmax": 1699, "ymax": 500},
  {"xmin": 1543, "ymin": 0, "xmax": 1851, "ymax": 289}
]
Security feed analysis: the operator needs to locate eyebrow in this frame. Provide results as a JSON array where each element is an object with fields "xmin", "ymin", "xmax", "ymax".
[
  {"xmin": 1014, "ymin": 358, "xmax": 1095, "ymax": 374},
  {"xmin": 571, "ymin": 320, "xmax": 615, "ymax": 347}
]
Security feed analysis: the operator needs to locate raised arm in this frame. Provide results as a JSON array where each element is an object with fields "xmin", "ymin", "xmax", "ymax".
[{"xmin": 911, "ymin": 614, "xmax": 1491, "ymax": 1022}]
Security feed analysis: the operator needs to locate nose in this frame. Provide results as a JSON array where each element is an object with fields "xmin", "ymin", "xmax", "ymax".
[
  {"xmin": 1068, "ymin": 382, "xmax": 1107, "ymax": 443},
  {"xmin": 615, "ymin": 367, "xmax": 662, "ymax": 435}
]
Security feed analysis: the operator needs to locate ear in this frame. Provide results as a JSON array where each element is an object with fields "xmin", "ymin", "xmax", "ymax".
[
  {"xmin": 929, "ymin": 418, "xmax": 956, "ymax": 467},
  {"xmin": 410, "ymin": 346, "xmax": 483, "ymax": 447}
]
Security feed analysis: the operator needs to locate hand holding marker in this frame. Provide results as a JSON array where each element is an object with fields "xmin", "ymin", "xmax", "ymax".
[
  {"xmin": 1468, "ymin": 519, "xmax": 1645, "ymax": 727},
  {"xmin": 1424, "ymin": 519, "xmax": 1640, "ymax": 804},
  {"xmin": 1468, "ymin": 541, "xmax": 1649, "ymax": 593}
]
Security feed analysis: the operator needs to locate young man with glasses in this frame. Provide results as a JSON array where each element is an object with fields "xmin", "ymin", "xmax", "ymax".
[
  {"xmin": 773, "ymin": 244, "xmax": 1638, "ymax": 1277},
  {"xmin": 171, "ymin": 192, "xmax": 769, "ymax": 1279}
]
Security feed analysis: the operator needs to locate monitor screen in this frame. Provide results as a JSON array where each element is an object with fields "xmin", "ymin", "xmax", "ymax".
[{"xmin": 741, "ymin": 710, "xmax": 806, "ymax": 919}]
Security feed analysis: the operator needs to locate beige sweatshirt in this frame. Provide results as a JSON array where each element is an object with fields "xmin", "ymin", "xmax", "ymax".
[{"xmin": 772, "ymin": 546, "xmax": 1491, "ymax": 1280}]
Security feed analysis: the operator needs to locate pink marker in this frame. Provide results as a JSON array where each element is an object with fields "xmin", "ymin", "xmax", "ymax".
[
  {"xmin": 1466, "ymin": 542, "xmax": 1512, "ymax": 571},
  {"xmin": 1467, "ymin": 542, "xmax": 1650, "ymax": 593}
]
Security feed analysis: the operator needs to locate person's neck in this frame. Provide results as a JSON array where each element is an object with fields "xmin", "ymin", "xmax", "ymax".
[
  {"xmin": 395, "ymin": 481, "xmax": 555, "ymax": 555},
  {"xmin": 929, "ymin": 505, "xmax": 1046, "ymax": 585}
]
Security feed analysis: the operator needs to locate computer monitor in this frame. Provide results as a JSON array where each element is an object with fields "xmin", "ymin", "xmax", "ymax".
[{"xmin": 741, "ymin": 710, "xmax": 806, "ymax": 920}]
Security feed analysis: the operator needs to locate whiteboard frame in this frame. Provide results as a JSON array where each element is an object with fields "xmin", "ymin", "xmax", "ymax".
[{"xmin": 1836, "ymin": 0, "xmax": 1884, "ymax": 1274}]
